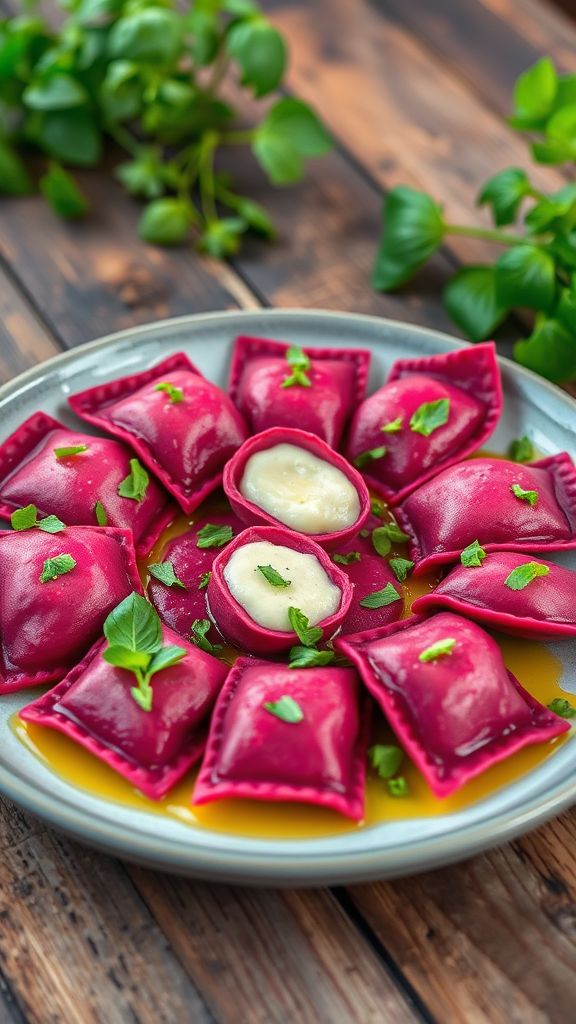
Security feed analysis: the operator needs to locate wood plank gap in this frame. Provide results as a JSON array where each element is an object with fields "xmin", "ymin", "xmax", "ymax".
[
  {"xmin": 332, "ymin": 887, "xmax": 438, "ymax": 1024},
  {"xmin": 0, "ymin": 249, "xmax": 68, "ymax": 355},
  {"xmin": 0, "ymin": 966, "xmax": 29, "ymax": 1024}
]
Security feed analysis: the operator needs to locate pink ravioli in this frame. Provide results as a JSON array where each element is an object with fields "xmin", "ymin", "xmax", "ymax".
[
  {"xmin": 331, "ymin": 539, "xmax": 404, "ymax": 635},
  {"xmin": 68, "ymin": 352, "xmax": 248, "ymax": 513},
  {"xmin": 193, "ymin": 657, "xmax": 370, "ymax": 820},
  {"xmin": 0, "ymin": 526, "xmax": 142, "ymax": 693},
  {"xmin": 228, "ymin": 334, "xmax": 371, "ymax": 447},
  {"xmin": 223, "ymin": 426, "xmax": 370, "ymax": 549},
  {"xmin": 147, "ymin": 508, "xmax": 243, "ymax": 647},
  {"xmin": 412, "ymin": 551, "xmax": 576, "ymax": 639},
  {"xmin": 20, "ymin": 626, "xmax": 228, "ymax": 800},
  {"xmin": 337, "ymin": 612, "xmax": 569, "ymax": 798},
  {"xmin": 0, "ymin": 412, "xmax": 174, "ymax": 556},
  {"xmin": 396, "ymin": 454, "xmax": 576, "ymax": 575},
  {"xmin": 206, "ymin": 524, "xmax": 352, "ymax": 655},
  {"xmin": 345, "ymin": 342, "xmax": 502, "ymax": 504}
]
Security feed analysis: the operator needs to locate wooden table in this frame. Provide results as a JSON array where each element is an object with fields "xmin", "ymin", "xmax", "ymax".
[{"xmin": 1, "ymin": 1, "xmax": 576, "ymax": 1021}]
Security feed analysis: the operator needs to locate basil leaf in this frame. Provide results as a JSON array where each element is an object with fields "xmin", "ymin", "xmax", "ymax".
[
  {"xmin": 199, "ymin": 218, "xmax": 247, "ymax": 258},
  {"xmin": 288, "ymin": 606, "xmax": 323, "ymax": 647},
  {"xmin": 495, "ymin": 245, "xmax": 556, "ymax": 312},
  {"xmin": 102, "ymin": 646, "xmax": 152, "ymax": 671},
  {"xmin": 148, "ymin": 561, "xmax": 187, "ymax": 589},
  {"xmin": 263, "ymin": 694, "xmax": 303, "ymax": 723},
  {"xmin": 155, "ymin": 381, "xmax": 184, "ymax": 403},
  {"xmin": 508, "ymin": 435, "xmax": 535, "ymax": 463},
  {"xmin": 257, "ymin": 564, "xmax": 291, "ymax": 587},
  {"xmin": 37, "ymin": 515, "xmax": 66, "ymax": 534},
  {"xmin": 353, "ymin": 446, "xmax": 387, "ymax": 469},
  {"xmin": 511, "ymin": 57, "xmax": 557, "ymax": 130},
  {"xmin": 511, "ymin": 482, "xmax": 539, "ymax": 506},
  {"xmin": 419, "ymin": 638, "xmax": 456, "ymax": 662},
  {"xmin": 11, "ymin": 505, "xmax": 40, "ymax": 531},
  {"xmin": 108, "ymin": 8, "xmax": 183, "ymax": 64},
  {"xmin": 40, "ymin": 163, "xmax": 88, "ymax": 220},
  {"xmin": 0, "ymin": 141, "xmax": 33, "ymax": 196},
  {"xmin": 368, "ymin": 744, "xmax": 404, "ymax": 780},
  {"xmin": 94, "ymin": 500, "xmax": 108, "ymax": 526},
  {"xmin": 227, "ymin": 18, "xmax": 287, "ymax": 99},
  {"xmin": 388, "ymin": 777, "xmax": 409, "ymax": 797},
  {"xmin": 504, "ymin": 561, "xmax": 549, "ymax": 590},
  {"xmin": 198, "ymin": 571, "xmax": 211, "ymax": 590},
  {"xmin": 389, "ymin": 557, "xmax": 414, "ymax": 582},
  {"xmin": 477, "ymin": 168, "xmax": 531, "ymax": 226},
  {"xmin": 139, "ymin": 198, "xmax": 192, "ymax": 246},
  {"xmin": 547, "ymin": 697, "xmax": 576, "ymax": 719},
  {"xmin": 190, "ymin": 618, "xmax": 223, "ymax": 655},
  {"xmin": 196, "ymin": 523, "xmax": 233, "ymax": 549},
  {"xmin": 359, "ymin": 584, "xmax": 401, "ymax": 608},
  {"xmin": 460, "ymin": 540, "xmax": 487, "ymax": 567},
  {"xmin": 253, "ymin": 98, "xmax": 332, "ymax": 186},
  {"xmin": 146, "ymin": 644, "xmax": 187, "ymax": 678},
  {"xmin": 370, "ymin": 497, "xmax": 386, "ymax": 518},
  {"xmin": 514, "ymin": 318, "xmax": 576, "ymax": 384},
  {"xmin": 410, "ymin": 398, "xmax": 450, "ymax": 437},
  {"xmin": 130, "ymin": 685, "xmax": 153, "ymax": 712},
  {"xmin": 371, "ymin": 527, "xmax": 392, "ymax": 557},
  {"xmin": 281, "ymin": 344, "xmax": 311, "ymax": 388},
  {"xmin": 36, "ymin": 109, "xmax": 102, "ymax": 167},
  {"xmin": 39, "ymin": 553, "xmax": 77, "ymax": 583},
  {"xmin": 54, "ymin": 444, "xmax": 89, "ymax": 458},
  {"xmin": 288, "ymin": 646, "xmax": 335, "ymax": 669},
  {"xmin": 372, "ymin": 186, "xmax": 445, "ymax": 290},
  {"xmin": 332, "ymin": 551, "xmax": 361, "ymax": 565},
  {"xmin": 443, "ymin": 266, "xmax": 508, "ymax": 342},
  {"xmin": 386, "ymin": 521, "xmax": 410, "ymax": 544},
  {"xmin": 381, "ymin": 417, "xmax": 402, "ymax": 433},
  {"xmin": 118, "ymin": 458, "xmax": 149, "ymax": 502},
  {"xmin": 24, "ymin": 74, "xmax": 88, "ymax": 111},
  {"xmin": 103, "ymin": 592, "xmax": 162, "ymax": 655}
]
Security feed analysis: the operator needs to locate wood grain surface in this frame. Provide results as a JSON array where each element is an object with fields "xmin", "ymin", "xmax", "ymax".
[{"xmin": 0, "ymin": 1, "xmax": 575, "ymax": 1021}]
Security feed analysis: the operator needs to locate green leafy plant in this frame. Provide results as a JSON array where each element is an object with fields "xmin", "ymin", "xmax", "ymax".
[
  {"xmin": 373, "ymin": 57, "xmax": 576, "ymax": 383},
  {"xmin": 0, "ymin": 0, "xmax": 332, "ymax": 255}
]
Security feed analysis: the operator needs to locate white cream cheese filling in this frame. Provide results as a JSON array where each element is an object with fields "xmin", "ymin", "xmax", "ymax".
[
  {"xmin": 239, "ymin": 443, "xmax": 360, "ymax": 534},
  {"xmin": 223, "ymin": 540, "xmax": 341, "ymax": 631}
]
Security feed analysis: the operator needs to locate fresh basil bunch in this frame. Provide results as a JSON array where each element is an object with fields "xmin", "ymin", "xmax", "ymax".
[
  {"xmin": 373, "ymin": 58, "xmax": 576, "ymax": 383},
  {"xmin": 0, "ymin": 0, "xmax": 332, "ymax": 255}
]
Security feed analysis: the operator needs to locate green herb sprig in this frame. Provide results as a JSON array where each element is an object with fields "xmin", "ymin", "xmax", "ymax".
[
  {"xmin": 0, "ymin": 1, "xmax": 331, "ymax": 258},
  {"xmin": 372, "ymin": 57, "xmax": 576, "ymax": 383}
]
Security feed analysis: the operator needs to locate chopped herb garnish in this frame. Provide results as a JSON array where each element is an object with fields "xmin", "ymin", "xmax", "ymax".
[
  {"xmin": 190, "ymin": 618, "xmax": 223, "ymax": 656},
  {"xmin": 155, "ymin": 381, "xmax": 184, "ymax": 403},
  {"xmin": 196, "ymin": 523, "xmax": 234, "ymax": 549},
  {"xmin": 148, "ymin": 561, "xmax": 187, "ymax": 589},
  {"xmin": 368, "ymin": 744, "xmax": 404, "ymax": 780},
  {"xmin": 332, "ymin": 551, "xmax": 361, "ymax": 565},
  {"xmin": 359, "ymin": 583, "xmax": 402, "ymax": 608},
  {"xmin": 370, "ymin": 497, "xmax": 387, "ymax": 518},
  {"xmin": 508, "ymin": 435, "xmax": 534, "ymax": 463},
  {"xmin": 263, "ymin": 694, "xmax": 304, "ymax": 722},
  {"xmin": 504, "ymin": 561, "xmax": 549, "ymax": 590},
  {"xmin": 281, "ymin": 345, "xmax": 311, "ymax": 389},
  {"xmin": 359, "ymin": 528, "xmax": 370, "ymax": 539},
  {"xmin": 11, "ymin": 504, "xmax": 65, "ymax": 534},
  {"xmin": 460, "ymin": 539, "xmax": 487, "ymax": 567},
  {"xmin": 419, "ymin": 637, "xmax": 456, "ymax": 662},
  {"xmin": 380, "ymin": 417, "xmax": 403, "ymax": 434},
  {"xmin": 288, "ymin": 645, "xmax": 335, "ymax": 669},
  {"xmin": 548, "ymin": 697, "xmax": 576, "ymax": 719},
  {"xmin": 102, "ymin": 592, "xmax": 186, "ymax": 712},
  {"xmin": 389, "ymin": 557, "xmax": 414, "ymax": 582},
  {"xmin": 54, "ymin": 444, "xmax": 89, "ymax": 459},
  {"xmin": 257, "ymin": 564, "xmax": 291, "ymax": 587},
  {"xmin": 39, "ymin": 553, "xmax": 77, "ymax": 583},
  {"xmin": 118, "ymin": 458, "xmax": 149, "ymax": 503},
  {"xmin": 409, "ymin": 398, "xmax": 450, "ymax": 437},
  {"xmin": 388, "ymin": 777, "xmax": 409, "ymax": 797},
  {"xmin": 372, "ymin": 521, "xmax": 410, "ymax": 557},
  {"xmin": 511, "ymin": 482, "xmax": 539, "ymax": 506},
  {"xmin": 386, "ymin": 521, "xmax": 410, "ymax": 544},
  {"xmin": 288, "ymin": 606, "xmax": 323, "ymax": 647},
  {"xmin": 94, "ymin": 500, "xmax": 108, "ymax": 526},
  {"xmin": 353, "ymin": 446, "xmax": 387, "ymax": 469},
  {"xmin": 198, "ymin": 571, "xmax": 211, "ymax": 590}
]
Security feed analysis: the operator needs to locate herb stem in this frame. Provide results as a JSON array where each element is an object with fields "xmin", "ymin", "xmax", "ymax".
[
  {"xmin": 199, "ymin": 131, "xmax": 218, "ymax": 223},
  {"xmin": 106, "ymin": 121, "xmax": 140, "ymax": 158},
  {"xmin": 444, "ymin": 223, "xmax": 528, "ymax": 246},
  {"xmin": 206, "ymin": 48, "xmax": 231, "ymax": 98},
  {"xmin": 220, "ymin": 130, "xmax": 255, "ymax": 145}
]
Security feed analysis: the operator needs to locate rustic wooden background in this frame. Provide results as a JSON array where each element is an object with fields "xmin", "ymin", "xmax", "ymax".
[{"xmin": 1, "ymin": 1, "xmax": 576, "ymax": 1021}]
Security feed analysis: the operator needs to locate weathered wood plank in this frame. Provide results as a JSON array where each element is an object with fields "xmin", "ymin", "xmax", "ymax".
[
  {"xmin": 0, "ymin": 265, "xmax": 62, "ymax": 382},
  {"xmin": 130, "ymin": 872, "xmax": 421, "ymax": 1024},
  {"xmin": 0, "ymin": 797, "xmax": 215, "ymax": 1024},
  {"xmin": 349, "ymin": 809, "xmax": 576, "ymax": 1024}
]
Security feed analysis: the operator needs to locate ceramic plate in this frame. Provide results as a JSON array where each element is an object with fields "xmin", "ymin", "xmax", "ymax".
[{"xmin": 0, "ymin": 309, "xmax": 575, "ymax": 885}]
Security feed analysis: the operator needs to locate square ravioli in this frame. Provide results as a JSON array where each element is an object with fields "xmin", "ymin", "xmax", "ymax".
[
  {"xmin": 344, "ymin": 343, "xmax": 502, "ymax": 504},
  {"xmin": 0, "ymin": 526, "xmax": 142, "ymax": 693},
  {"xmin": 397, "ymin": 454, "xmax": 576, "ymax": 574},
  {"xmin": 20, "ymin": 626, "xmax": 228, "ymax": 799},
  {"xmin": 228, "ymin": 335, "xmax": 371, "ymax": 448},
  {"xmin": 0, "ymin": 411, "xmax": 173, "ymax": 556},
  {"xmin": 412, "ymin": 551, "xmax": 576, "ymax": 639},
  {"xmin": 337, "ymin": 612, "xmax": 569, "ymax": 797},
  {"xmin": 68, "ymin": 353, "xmax": 248, "ymax": 513},
  {"xmin": 193, "ymin": 658, "xmax": 370, "ymax": 820}
]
